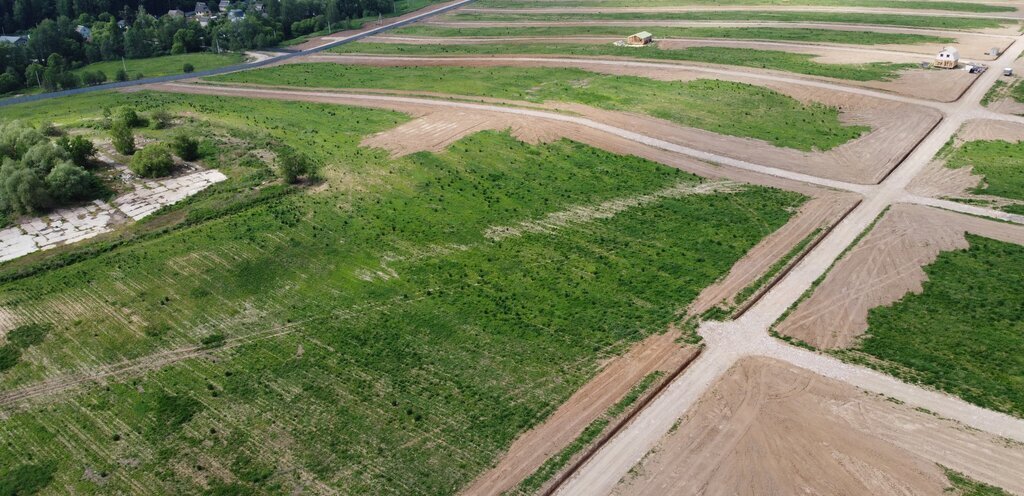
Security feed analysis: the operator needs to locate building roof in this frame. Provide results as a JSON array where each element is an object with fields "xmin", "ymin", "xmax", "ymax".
[
  {"xmin": 0, "ymin": 35, "xmax": 28, "ymax": 44},
  {"xmin": 631, "ymin": 31, "xmax": 653, "ymax": 39}
]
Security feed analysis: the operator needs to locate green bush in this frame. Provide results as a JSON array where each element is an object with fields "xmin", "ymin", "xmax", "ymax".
[
  {"xmin": 183, "ymin": 63, "xmax": 195, "ymax": 73},
  {"xmin": 58, "ymin": 135, "xmax": 96, "ymax": 168},
  {"xmin": 46, "ymin": 162, "xmax": 98, "ymax": 203},
  {"xmin": 0, "ymin": 344, "xmax": 20, "ymax": 372},
  {"xmin": 115, "ymin": 69, "xmax": 128, "ymax": 82},
  {"xmin": 0, "ymin": 462, "xmax": 57, "ymax": 495},
  {"xmin": 171, "ymin": 133, "xmax": 200, "ymax": 161},
  {"xmin": 6, "ymin": 323, "xmax": 51, "ymax": 348},
  {"xmin": 110, "ymin": 121, "xmax": 135, "ymax": 155},
  {"xmin": 150, "ymin": 109, "xmax": 173, "ymax": 130},
  {"xmin": 130, "ymin": 144, "xmax": 174, "ymax": 178},
  {"xmin": 115, "ymin": 107, "xmax": 144, "ymax": 128},
  {"xmin": 276, "ymin": 150, "xmax": 318, "ymax": 183},
  {"xmin": 0, "ymin": 163, "xmax": 50, "ymax": 214}
]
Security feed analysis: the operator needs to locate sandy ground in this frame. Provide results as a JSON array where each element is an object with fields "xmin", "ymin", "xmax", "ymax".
[
  {"xmin": 290, "ymin": 55, "xmax": 943, "ymax": 184},
  {"xmin": 776, "ymin": 203, "xmax": 1024, "ymax": 349},
  {"xmin": 421, "ymin": 19, "xmax": 1016, "ymax": 60},
  {"xmin": 462, "ymin": 332, "xmax": 697, "ymax": 495},
  {"xmin": 611, "ymin": 357, "xmax": 1024, "ymax": 496},
  {"xmin": 689, "ymin": 192, "xmax": 859, "ymax": 316}
]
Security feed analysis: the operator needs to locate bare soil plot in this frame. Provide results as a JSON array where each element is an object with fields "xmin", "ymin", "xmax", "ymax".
[
  {"xmin": 268, "ymin": 56, "xmax": 942, "ymax": 184},
  {"xmin": 689, "ymin": 192, "xmax": 859, "ymax": 316},
  {"xmin": 612, "ymin": 357, "xmax": 1024, "ymax": 496},
  {"xmin": 420, "ymin": 19, "xmax": 1016, "ymax": 59},
  {"xmin": 463, "ymin": 332, "xmax": 697, "ymax": 495},
  {"xmin": 775, "ymin": 204, "xmax": 1024, "ymax": 349}
]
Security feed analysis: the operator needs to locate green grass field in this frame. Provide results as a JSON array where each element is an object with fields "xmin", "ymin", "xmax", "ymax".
[
  {"xmin": 472, "ymin": 0, "xmax": 1016, "ymax": 12},
  {"xmin": 71, "ymin": 52, "xmax": 245, "ymax": 79},
  {"xmin": 394, "ymin": 25, "xmax": 954, "ymax": 45},
  {"xmin": 836, "ymin": 235, "xmax": 1024, "ymax": 418},
  {"xmin": 447, "ymin": 10, "xmax": 1007, "ymax": 30},
  {"xmin": 209, "ymin": 63, "xmax": 869, "ymax": 151},
  {"xmin": 0, "ymin": 91, "xmax": 805, "ymax": 494},
  {"xmin": 331, "ymin": 41, "xmax": 914, "ymax": 81},
  {"xmin": 945, "ymin": 139, "xmax": 1024, "ymax": 202}
]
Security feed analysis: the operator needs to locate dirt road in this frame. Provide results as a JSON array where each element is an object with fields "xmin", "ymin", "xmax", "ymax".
[{"xmin": 555, "ymin": 31, "xmax": 1024, "ymax": 496}]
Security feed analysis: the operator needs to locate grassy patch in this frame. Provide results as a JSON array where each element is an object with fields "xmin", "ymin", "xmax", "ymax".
[
  {"xmin": 472, "ymin": 0, "xmax": 1016, "ymax": 12},
  {"xmin": 981, "ymin": 79, "xmax": 1009, "ymax": 107},
  {"xmin": 946, "ymin": 139, "xmax": 1024, "ymax": 201},
  {"xmin": 395, "ymin": 24, "xmax": 953, "ymax": 45},
  {"xmin": 512, "ymin": 371, "xmax": 663, "ymax": 494},
  {"xmin": 852, "ymin": 235, "xmax": 1024, "ymax": 417},
  {"xmin": 209, "ymin": 63, "xmax": 868, "ymax": 150},
  {"xmin": 449, "ymin": 10, "xmax": 1006, "ymax": 30},
  {"xmin": 277, "ymin": 0, "xmax": 446, "ymax": 46},
  {"xmin": 0, "ymin": 462, "xmax": 57, "ymax": 496},
  {"xmin": 331, "ymin": 42, "xmax": 914, "ymax": 81},
  {"xmin": 70, "ymin": 52, "xmax": 245, "ymax": 79},
  {"xmin": 0, "ymin": 91, "xmax": 805, "ymax": 493},
  {"xmin": 945, "ymin": 468, "xmax": 1011, "ymax": 495}
]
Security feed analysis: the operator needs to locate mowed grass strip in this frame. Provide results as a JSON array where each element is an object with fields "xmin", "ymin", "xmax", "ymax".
[
  {"xmin": 449, "ymin": 10, "xmax": 1007, "ymax": 30},
  {"xmin": 839, "ymin": 235, "xmax": 1024, "ymax": 417},
  {"xmin": 331, "ymin": 41, "xmax": 913, "ymax": 81},
  {"xmin": 70, "ymin": 52, "xmax": 245, "ymax": 80},
  {"xmin": 472, "ymin": 0, "xmax": 1016, "ymax": 13},
  {"xmin": 0, "ymin": 91, "xmax": 805, "ymax": 494},
  {"xmin": 945, "ymin": 139, "xmax": 1024, "ymax": 202},
  {"xmin": 209, "ymin": 63, "xmax": 868, "ymax": 151},
  {"xmin": 395, "ymin": 24, "xmax": 954, "ymax": 45}
]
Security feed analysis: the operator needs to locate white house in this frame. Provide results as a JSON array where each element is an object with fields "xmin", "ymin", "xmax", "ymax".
[
  {"xmin": 75, "ymin": 24, "xmax": 92, "ymax": 41},
  {"xmin": 935, "ymin": 46, "xmax": 960, "ymax": 69}
]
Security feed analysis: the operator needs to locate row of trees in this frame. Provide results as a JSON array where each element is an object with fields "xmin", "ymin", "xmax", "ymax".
[{"xmin": 1, "ymin": 0, "xmax": 402, "ymax": 95}]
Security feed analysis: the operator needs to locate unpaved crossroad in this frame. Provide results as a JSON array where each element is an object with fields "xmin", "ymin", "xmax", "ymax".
[{"xmin": 556, "ymin": 30, "xmax": 1024, "ymax": 496}]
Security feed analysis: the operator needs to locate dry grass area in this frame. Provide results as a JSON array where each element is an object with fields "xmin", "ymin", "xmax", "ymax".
[
  {"xmin": 612, "ymin": 357, "xmax": 1024, "ymax": 496},
  {"xmin": 775, "ymin": 204, "xmax": 1024, "ymax": 349}
]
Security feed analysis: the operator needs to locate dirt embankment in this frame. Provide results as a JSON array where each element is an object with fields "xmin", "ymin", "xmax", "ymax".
[
  {"xmin": 776, "ymin": 204, "xmax": 1024, "ymax": 349},
  {"xmin": 285, "ymin": 0, "xmax": 470, "ymax": 50},
  {"xmin": 689, "ymin": 192, "xmax": 859, "ymax": 317},
  {"xmin": 612, "ymin": 357, "xmax": 1024, "ymax": 496},
  {"xmin": 462, "ymin": 332, "xmax": 697, "ymax": 495}
]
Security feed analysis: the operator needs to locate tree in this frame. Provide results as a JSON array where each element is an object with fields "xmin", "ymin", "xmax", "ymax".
[
  {"xmin": 171, "ymin": 133, "xmax": 199, "ymax": 161},
  {"xmin": 110, "ymin": 120, "xmax": 135, "ymax": 155},
  {"xmin": 0, "ymin": 121, "xmax": 45, "ymax": 160},
  {"xmin": 23, "ymin": 63, "xmax": 43, "ymax": 88},
  {"xmin": 276, "ymin": 149, "xmax": 317, "ymax": 183},
  {"xmin": 20, "ymin": 141, "xmax": 69, "ymax": 175},
  {"xmin": 182, "ymin": 62, "xmax": 194, "ymax": 73},
  {"xmin": 58, "ymin": 135, "xmax": 95, "ymax": 167},
  {"xmin": 45, "ymin": 161, "xmax": 96, "ymax": 202},
  {"xmin": 0, "ymin": 162, "xmax": 49, "ymax": 214},
  {"xmin": 115, "ymin": 106, "xmax": 143, "ymax": 127},
  {"xmin": 130, "ymin": 144, "xmax": 174, "ymax": 177},
  {"xmin": 150, "ymin": 109, "xmax": 173, "ymax": 130},
  {"xmin": 115, "ymin": 68, "xmax": 128, "ymax": 82}
]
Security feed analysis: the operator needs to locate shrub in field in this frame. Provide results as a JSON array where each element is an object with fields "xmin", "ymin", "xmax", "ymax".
[
  {"xmin": 46, "ymin": 162, "xmax": 99, "ymax": 203},
  {"xmin": 150, "ymin": 109, "xmax": 173, "ymax": 130},
  {"xmin": 0, "ymin": 121, "xmax": 45, "ymax": 160},
  {"xmin": 58, "ymin": 135, "xmax": 96, "ymax": 168},
  {"xmin": 0, "ymin": 163, "xmax": 50, "ymax": 214},
  {"xmin": 130, "ymin": 144, "xmax": 174, "ymax": 178},
  {"xmin": 110, "ymin": 121, "xmax": 135, "ymax": 155},
  {"xmin": 171, "ymin": 133, "xmax": 200, "ymax": 161},
  {"xmin": 183, "ymin": 63, "xmax": 195, "ymax": 73},
  {"xmin": 115, "ymin": 69, "xmax": 128, "ymax": 82},
  {"xmin": 0, "ymin": 344, "xmax": 20, "ymax": 371},
  {"xmin": 0, "ymin": 462, "xmax": 57, "ymax": 495},
  {"xmin": 6, "ymin": 323, "xmax": 51, "ymax": 348},
  {"xmin": 115, "ymin": 107, "xmax": 144, "ymax": 128},
  {"xmin": 151, "ymin": 392, "xmax": 202, "ymax": 433},
  {"xmin": 276, "ymin": 150, "xmax": 318, "ymax": 183}
]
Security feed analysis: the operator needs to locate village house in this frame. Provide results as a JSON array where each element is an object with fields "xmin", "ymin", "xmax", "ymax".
[
  {"xmin": 219, "ymin": 0, "xmax": 231, "ymax": 11},
  {"xmin": 626, "ymin": 31, "xmax": 653, "ymax": 46},
  {"xmin": 167, "ymin": 9, "xmax": 185, "ymax": 17},
  {"xmin": 75, "ymin": 24, "xmax": 92, "ymax": 41},
  {"xmin": 195, "ymin": 2, "xmax": 211, "ymax": 15},
  {"xmin": 0, "ymin": 35, "xmax": 28, "ymax": 46},
  {"xmin": 935, "ymin": 46, "xmax": 960, "ymax": 69}
]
